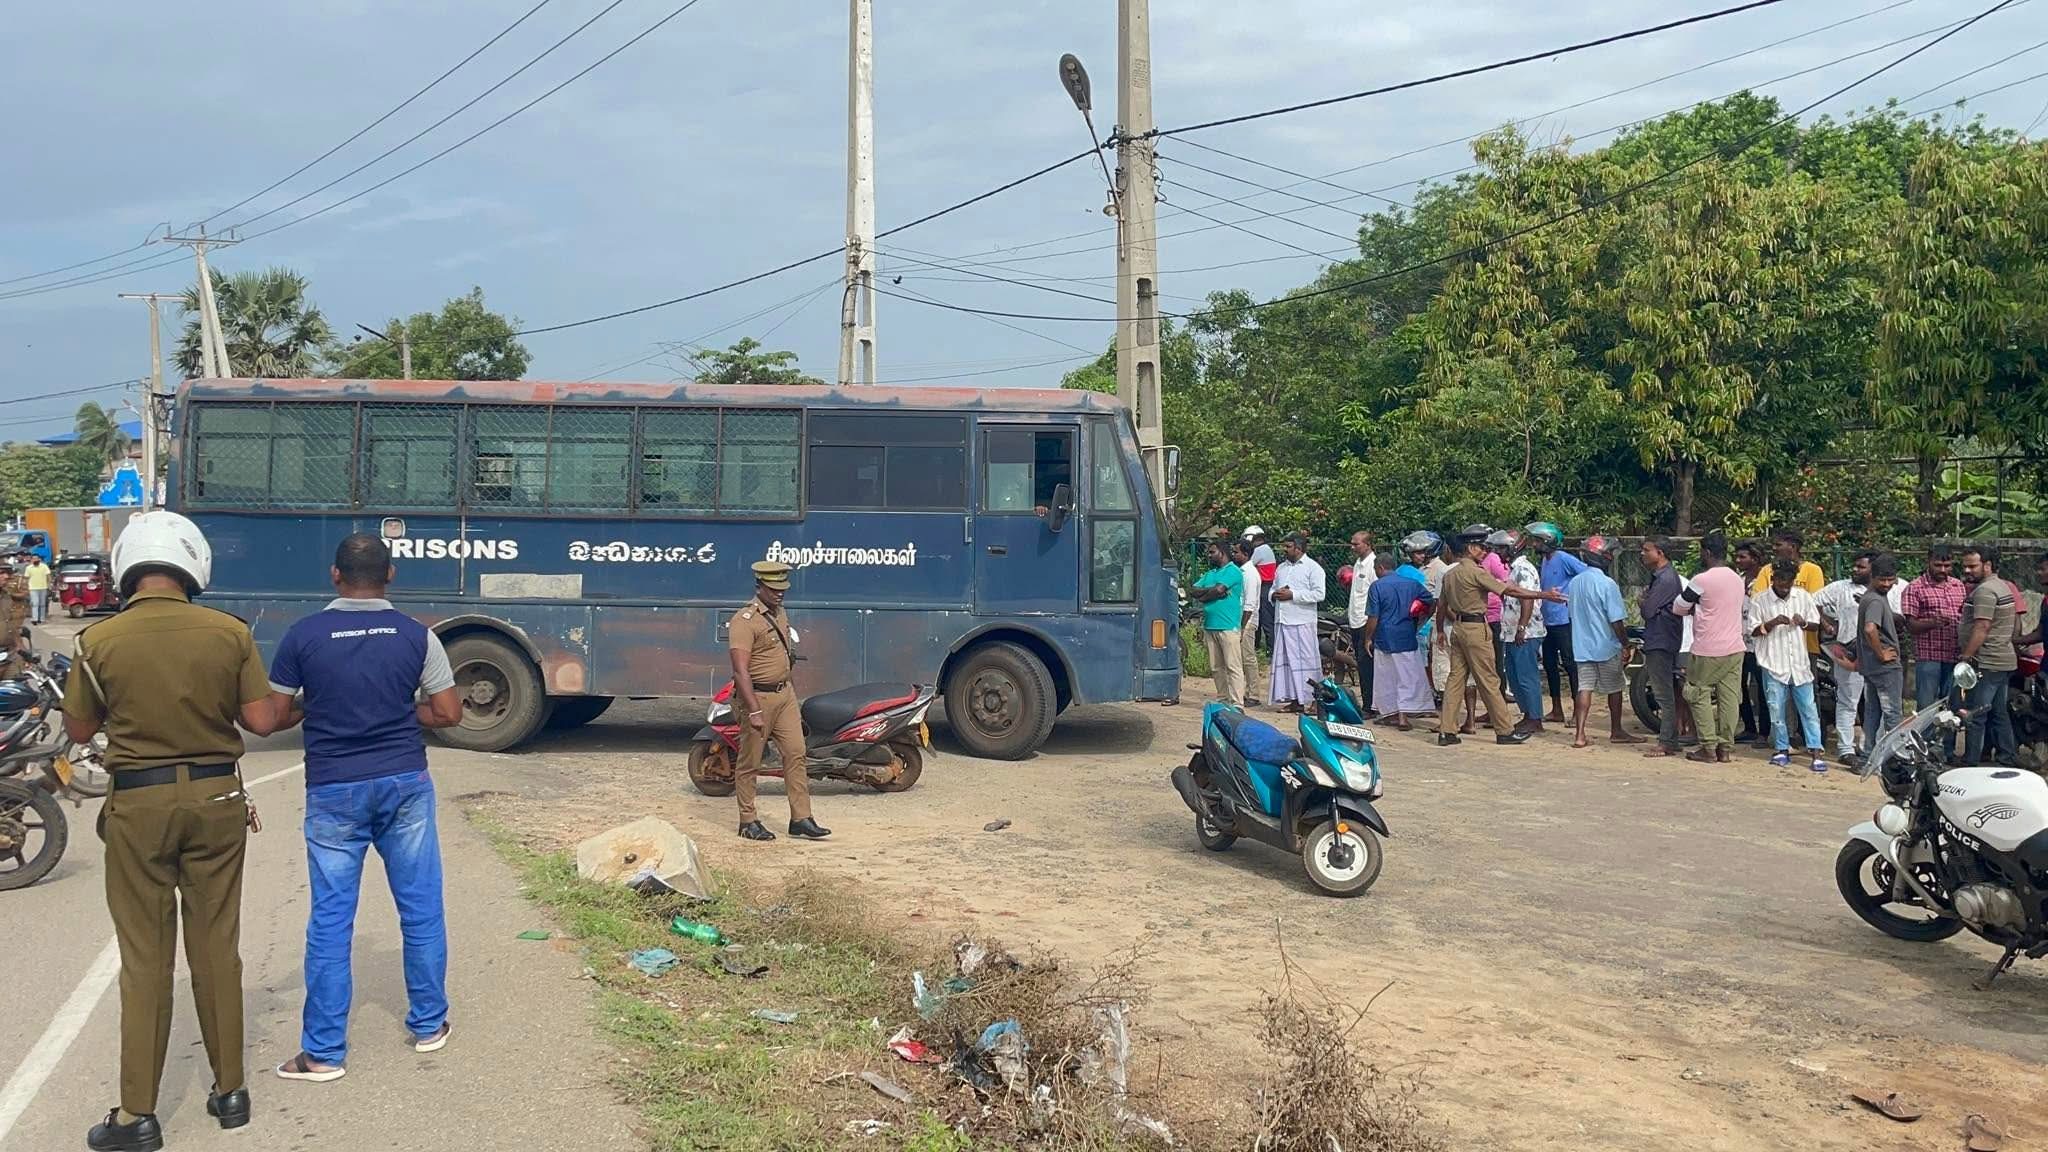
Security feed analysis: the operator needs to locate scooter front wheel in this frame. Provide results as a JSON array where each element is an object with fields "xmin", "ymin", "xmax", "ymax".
[
  {"xmin": 1195, "ymin": 811, "xmax": 1236, "ymax": 852},
  {"xmin": 686, "ymin": 742, "xmax": 738, "ymax": 797},
  {"xmin": 1301, "ymin": 819, "xmax": 1381, "ymax": 897}
]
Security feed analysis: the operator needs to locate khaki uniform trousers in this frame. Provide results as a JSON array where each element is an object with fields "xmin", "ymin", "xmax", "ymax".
[
  {"xmin": 736, "ymin": 685, "xmax": 812, "ymax": 823},
  {"xmin": 103, "ymin": 766, "xmax": 249, "ymax": 1115},
  {"xmin": 1442, "ymin": 621, "xmax": 1516, "ymax": 736},
  {"xmin": 1204, "ymin": 628, "xmax": 1246, "ymax": 706},
  {"xmin": 1238, "ymin": 617, "xmax": 1261, "ymax": 703}
]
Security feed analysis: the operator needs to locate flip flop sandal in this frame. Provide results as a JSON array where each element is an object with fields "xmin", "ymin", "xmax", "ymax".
[
  {"xmin": 1849, "ymin": 1089, "xmax": 1922, "ymax": 1122},
  {"xmin": 1964, "ymin": 1113, "xmax": 2007, "ymax": 1152}
]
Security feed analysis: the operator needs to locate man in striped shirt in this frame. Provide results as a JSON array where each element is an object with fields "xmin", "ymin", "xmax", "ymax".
[{"xmin": 1747, "ymin": 560, "xmax": 1827, "ymax": 773}]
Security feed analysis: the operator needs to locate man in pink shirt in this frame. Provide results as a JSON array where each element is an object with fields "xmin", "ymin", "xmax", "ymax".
[{"xmin": 1674, "ymin": 533, "xmax": 1748, "ymax": 764}]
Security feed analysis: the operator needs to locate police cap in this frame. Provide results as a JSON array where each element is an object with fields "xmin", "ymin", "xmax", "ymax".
[{"xmin": 751, "ymin": 560, "xmax": 792, "ymax": 590}]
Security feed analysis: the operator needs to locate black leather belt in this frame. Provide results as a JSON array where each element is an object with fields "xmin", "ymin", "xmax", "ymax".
[
  {"xmin": 1455, "ymin": 613, "xmax": 1486, "ymax": 623},
  {"xmin": 751, "ymin": 681, "xmax": 788, "ymax": 694},
  {"xmin": 110, "ymin": 763, "xmax": 236, "ymax": 791}
]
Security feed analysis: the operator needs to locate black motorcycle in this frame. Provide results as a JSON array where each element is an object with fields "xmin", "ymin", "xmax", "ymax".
[{"xmin": 1628, "ymin": 632, "xmax": 1837, "ymax": 736}]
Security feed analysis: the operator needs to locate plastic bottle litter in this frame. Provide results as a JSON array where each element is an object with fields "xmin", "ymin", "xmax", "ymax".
[{"xmin": 669, "ymin": 916, "xmax": 728, "ymax": 945}]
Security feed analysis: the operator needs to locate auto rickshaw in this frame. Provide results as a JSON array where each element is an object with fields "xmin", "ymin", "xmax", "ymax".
[{"xmin": 55, "ymin": 554, "xmax": 117, "ymax": 617}]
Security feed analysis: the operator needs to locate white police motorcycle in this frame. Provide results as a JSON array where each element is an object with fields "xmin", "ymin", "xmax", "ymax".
[{"xmin": 1836, "ymin": 664, "xmax": 2048, "ymax": 987}]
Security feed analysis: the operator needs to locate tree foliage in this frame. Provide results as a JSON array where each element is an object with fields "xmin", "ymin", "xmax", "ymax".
[
  {"xmin": 177, "ymin": 267, "xmax": 333, "ymax": 379},
  {"xmin": 330, "ymin": 287, "xmax": 531, "ymax": 381},
  {"xmin": 689, "ymin": 338, "xmax": 823, "ymax": 387},
  {"xmin": 0, "ymin": 445, "xmax": 103, "ymax": 518},
  {"xmin": 71, "ymin": 403, "xmax": 131, "ymax": 470}
]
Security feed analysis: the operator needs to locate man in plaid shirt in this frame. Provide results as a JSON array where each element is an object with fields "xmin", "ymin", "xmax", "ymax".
[{"xmin": 1902, "ymin": 546, "xmax": 1967, "ymax": 755}]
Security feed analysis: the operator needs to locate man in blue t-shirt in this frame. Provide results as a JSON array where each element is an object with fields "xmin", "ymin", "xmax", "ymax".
[
  {"xmin": 257, "ymin": 534, "xmax": 463, "ymax": 1084},
  {"xmin": 1527, "ymin": 523, "xmax": 1586, "ymax": 724},
  {"xmin": 1361, "ymin": 554, "xmax": 1433, "ymax": 729},
  {"xmin": 1565, "ymin": 536, "xmax": 1641, "ymax": 750},
  {"xmin": 1189, "ymin": 540, "xmax": 1246, "ymax": 705}
]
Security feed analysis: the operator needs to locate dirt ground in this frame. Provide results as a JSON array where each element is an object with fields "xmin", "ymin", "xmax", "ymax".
[{"xmin": 473, "ymin": 686, "xmax": 2048, "ymax": 1151}]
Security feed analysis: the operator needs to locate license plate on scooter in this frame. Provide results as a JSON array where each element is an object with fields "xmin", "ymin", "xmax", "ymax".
[
  {"xmin": 919, "ymin": 722, "xmax": 931, "ymax": 747},
  {"xmin": 52, "ymin": 757, "xmax": 73, "ymax": 788}
]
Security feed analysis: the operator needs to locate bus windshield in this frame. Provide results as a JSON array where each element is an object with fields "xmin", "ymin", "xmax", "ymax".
[{"xmin": 170, "ymin": 378, "xmax": 1180, "ymax": 758}]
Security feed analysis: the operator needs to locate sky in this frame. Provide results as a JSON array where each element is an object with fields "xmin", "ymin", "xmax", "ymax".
[{"xmin": 2, "ymin": 0, "xmax": 2044, "ymax": 438}]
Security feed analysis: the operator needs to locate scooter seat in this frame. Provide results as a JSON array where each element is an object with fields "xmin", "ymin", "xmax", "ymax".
[
  {"xmin": 1213, "ymin": 709, "xmax": 1300, "ymax": 764},
  {"xmin": 801, "ymin": 683, "xmax": 919, "ymax": 736}
]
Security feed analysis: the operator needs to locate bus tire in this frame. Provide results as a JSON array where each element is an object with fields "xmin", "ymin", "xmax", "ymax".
[
  {"xmin": 437, "ymin": 634, "xmax": 547, "ymax": 753},
  {"xmin": 944, "ymin": 641, "xmax": 1056, "ymax": 760},
  {"xmin": 544, "ymin": 695, "xmax": 615, "ymax": 731}
]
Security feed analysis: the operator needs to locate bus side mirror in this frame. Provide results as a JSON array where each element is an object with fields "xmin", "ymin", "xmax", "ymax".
[
  {"xmin": 1163, "ymin": 446, "xmax": 1181, "ymax": 498},
  {"xmin": 1045, "ymin": 483, "xmax": 1074, "ymax": 533}
]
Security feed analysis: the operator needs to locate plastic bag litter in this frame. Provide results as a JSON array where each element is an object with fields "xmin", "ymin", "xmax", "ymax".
[
  {"xmin": 1077, "ymin": 1003, "xmax": 1131, "ymax": 1093},
  {"xmin": 860, "ymin": 1072, "xmax": 915, "ymax": 1104},
  {"xmin": 844, "ymin": 1119, "xmax": 892, "ymax": 1138},
  {"xmin": 751, "ymin": 1008, "xmax": 799, "ymax": 1025},
  {"xmin": 628, "ymin": 948, "xmax": 680, "ymax": 977},
  {"xmin": 977, "ymin": 1020, "xmax": 1029, "ymax": 1094},
  {"xmin": 912, "ymin": 972, "xmax": 943, "ymax": 1020}
]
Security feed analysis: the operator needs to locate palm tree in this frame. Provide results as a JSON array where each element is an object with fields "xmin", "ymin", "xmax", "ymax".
[
  {"xmin": 176, "ymin": 267, "xmax": 334, "ymax": 379},
  {"xmin": 72, "ymin": 403, "xmax": 131, "ymax": 471}
]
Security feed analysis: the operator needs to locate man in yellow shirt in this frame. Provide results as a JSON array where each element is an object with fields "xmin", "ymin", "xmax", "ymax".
[
  {"xmin": 24, "ymin": 554, "xmax": 51, "ymax": 624},
  {"xmin": 1750, "ymin": 530, "xmax": 1826, "ymax": 654}
]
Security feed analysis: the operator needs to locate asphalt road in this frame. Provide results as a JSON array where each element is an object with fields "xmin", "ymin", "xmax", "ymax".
[{"xmin": 0, "ymin": 620, "xmax": 640, "ymax": 1152}]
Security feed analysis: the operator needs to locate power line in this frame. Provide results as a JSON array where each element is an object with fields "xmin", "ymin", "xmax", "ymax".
[
  {"xmin": 868, "ymin": 0, "xmax": 2023, "ymax": 326},
  {"xmin": 0, "ymin": 229, "xmax": 163, "ymax": 290},
  {"xmin": 1143, "ymin": 0, "xmax": 1799, "ymax": 140},
  {"xmin": 1897, "ymin": 35, "xmax": 2048, "ymax": 103},
  {"xmin": 0, "ymin": 379, "xmax": 139, "ymax": 409},
  {"xmin": 201, "ymin": 0, "xmax": 561, "ymax": 228},
  {"xmin": 228, "ymin": 0, "xmax": 636, "ymax": 237}
]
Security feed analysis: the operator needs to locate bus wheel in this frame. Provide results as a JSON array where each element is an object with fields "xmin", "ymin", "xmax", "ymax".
[
  {"xmin": 545, "ymin": 695, "xmax": 615, "ymax": 730},
  {"xmin": 437, "ymin": 634, "xmax": 546, "ymax": 752},
  {"xmin": 944, "ymin": 642, "xmax": 1056, "ymax": 760}
]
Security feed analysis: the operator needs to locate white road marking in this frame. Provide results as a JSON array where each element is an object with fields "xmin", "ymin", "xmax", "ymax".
[{"xmin": 0, "ymin": 760, "xmax": 304, "ymax": 1149}]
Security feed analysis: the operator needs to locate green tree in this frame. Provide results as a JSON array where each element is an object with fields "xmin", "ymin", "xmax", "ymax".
[
  {"xmin": 689, "ymin": 338, "xmax": 823, "ymax": 387},
  {"xmin": 177, "ymin": 267, "xmax": 333, "ymax": 378},
  {"xmin": 0, "ymin": 445, "xmax": 103, "ymax": 517},
  {"xmin": 1874, "ymin": 135, "xmax": 2048, "ymax": 530},
  {"xmin": 71, "ymin": 403, "xmax": 131, "ymax": 471},
  {"xmin": 331, "ymin": 287, "xmax": 531, "ymax": 380}
]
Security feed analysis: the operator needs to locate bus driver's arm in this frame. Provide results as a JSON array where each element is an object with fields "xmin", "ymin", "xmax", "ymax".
[{"xmin": 730, "ymin": 643, "xmax": 764, "ymax": 732}]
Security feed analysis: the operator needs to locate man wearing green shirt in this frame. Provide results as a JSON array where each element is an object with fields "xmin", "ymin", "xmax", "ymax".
[{"xmin": 1191, "ymin": 540, "xmax": 1247, "ymax": 706}]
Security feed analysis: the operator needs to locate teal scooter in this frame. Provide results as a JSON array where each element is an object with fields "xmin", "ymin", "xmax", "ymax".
[{"xmin": 1170, "ymin": 678, "xmax": 1388, "ymax": 896}]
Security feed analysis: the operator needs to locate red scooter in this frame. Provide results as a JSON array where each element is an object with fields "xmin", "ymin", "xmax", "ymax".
[{"xmin": 686, "ymin": 681, "xmax": 936, "ymax": 797}]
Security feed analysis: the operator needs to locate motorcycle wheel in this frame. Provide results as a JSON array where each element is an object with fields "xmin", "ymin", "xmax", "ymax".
[
  {"xmin": 1833, "ymin": 840, "xmax": 1964, "ymax": 942},
  {"xmin": 1301, "ymin": 818, "xmax": 1381, "ymax": 897},
  {"xmin": 1195, "ymin": 811, "xmax": 1236, "ymax": 852},
  {"xmin": 686, "ymin": 742, "xmax": 738, "ymax": 798},
  {"xmin": 0, "ymin": 778, "xmax": 66, "ymax": 891},
  {"xmin": 868, "ymin": 743, "xmax": 923, "ymax": 793},
  {"xmin": 1628, "ymin": 665, "xmax": 1662, "ymax": 732}
]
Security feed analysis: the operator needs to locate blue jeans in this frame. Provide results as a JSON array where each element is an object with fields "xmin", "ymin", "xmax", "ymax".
[
  {"xmin": 302, "ymin": 770, "xmax": 448, "ymax": 1065},
  {"xmin": 1861, "ymin": 666, "xmax": 1904, "ymax": 755},
  {"xmin": 1914, "ymin": 659, "xmax": 1959, "ymax": 755},
  {"xmin": 1763, "ymin": 676, "xmax": 1822, "ymax": 753},
  {"xmin": 1505, "ymin": 637, "xmax": 1544, "ymax": 723},
  {"xmin": 1963, "ymin": 672, "xmax": 2015, "ymax": 766}
]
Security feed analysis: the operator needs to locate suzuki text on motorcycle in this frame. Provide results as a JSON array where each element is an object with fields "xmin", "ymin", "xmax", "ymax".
[
  {"xmin": 1836, "ymin": 665, "xmax": 2048, "ymax": 987},
  {"xmin": 1171, "ymin": 677, "xmax": 1389, "ymax": 896}
]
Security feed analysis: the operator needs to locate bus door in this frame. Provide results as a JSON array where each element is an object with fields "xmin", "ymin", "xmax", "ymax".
[{"xmin": 973, "ymin": 424, "xmax": 1080, "ymax": 615}]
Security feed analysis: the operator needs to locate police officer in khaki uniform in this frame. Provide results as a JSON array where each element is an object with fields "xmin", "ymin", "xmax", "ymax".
[
  {"xmin": 1434, "ymin": 524, "xmax": 1562, "ymax": 748},
  {"xmin": 1, "ymin": 556, "xmax": 30, "ymax": 677},
  {"xmin": 64, "ymin": 512, "xmax": 290, "ymax": 1152},
  {"xmin": 727, "ymin": 560, "xmax": 830, "ymax": 842}
]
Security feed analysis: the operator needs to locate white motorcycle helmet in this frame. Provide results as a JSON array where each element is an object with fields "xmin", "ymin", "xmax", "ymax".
[{"xmin": 111, "ymin": 511, "xmax": 213, "ymax": 596}]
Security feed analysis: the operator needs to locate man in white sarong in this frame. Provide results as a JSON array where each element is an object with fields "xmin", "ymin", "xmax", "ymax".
[{"xmin": 1268, "ymin": 533, "xmax": 1326, "ymax": 712}]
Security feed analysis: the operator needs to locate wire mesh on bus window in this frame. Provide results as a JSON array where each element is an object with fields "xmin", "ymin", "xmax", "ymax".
[
  {"xmin": 363, "ymin": 404, "xmax": 459, "ymax": 509},
  {"xmin": 546, "ymin": 406, "xmax": 631, "ymax": 512},
  {"xmin": 189, "ymin": 402, "xmax": 354, "ymax": 508},
  {"xmin": 469, "ymin": 406, "xmax": 548, "ymax": 511},
  {"xmin": 639, "ymin": 409, "xmax": 717, "ymax": 514},
  {"xmin": 719, "ymin": 408, "xmax": 799, "ymax": 515}
]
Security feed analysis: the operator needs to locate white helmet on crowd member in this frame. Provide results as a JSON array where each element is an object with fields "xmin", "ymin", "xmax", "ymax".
[
  {"xmin": 1242, "ymin": 525, "xmax": 1266, "ymax": 540},
  {"xmin": 111, "ymin": 511, "xmax": 213, "ymax": 596}
]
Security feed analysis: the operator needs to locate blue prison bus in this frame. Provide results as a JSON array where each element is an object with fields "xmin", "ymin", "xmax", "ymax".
[{"xmin": 166, "ymin": 377, "xmax": 1182, "ymax": 757}]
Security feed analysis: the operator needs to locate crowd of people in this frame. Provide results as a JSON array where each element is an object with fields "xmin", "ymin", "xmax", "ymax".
[{"xmin": 1191, "ymin": 524, "xmax": 2045, "ymax": 772}]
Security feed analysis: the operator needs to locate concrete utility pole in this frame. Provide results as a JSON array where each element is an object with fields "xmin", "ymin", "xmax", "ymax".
[
  {"xmin": 1116, "ymin": 0, "xmax": 1165, "ymax": 497},
  {"xmin": 354, "ymin": 321, "xmax": 414, "ymax": 379},
  {"xmin": 838, "ymin": 0, "xmax": 878, "ymax": 387},
  {"xmin": 117, "ymin": 292, "xmax": 178, "ymax": 509},
  {"xmin": 161, "ymin": 227, "xmax": 239, "ymax": 378}
]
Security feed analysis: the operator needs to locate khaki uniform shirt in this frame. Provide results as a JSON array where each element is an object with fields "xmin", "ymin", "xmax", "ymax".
[
  {"xmin": 1440, "ymin": 560, "xmax": 1509, "ymax": 620},
  {"xmin": 62, "ymin": 587, "xmax": 270, "ymax": 769},
  {"xmin": 727, "ymin": 598, "xmax": 793, "ymax": 687}
]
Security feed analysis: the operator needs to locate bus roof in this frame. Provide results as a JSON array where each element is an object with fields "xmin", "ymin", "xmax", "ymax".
[{"xmin": 180, "ymin": 376, "xmax": 1124, "ymax": 414}]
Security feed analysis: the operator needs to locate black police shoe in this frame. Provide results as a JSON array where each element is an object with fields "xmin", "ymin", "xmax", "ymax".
[
  {"xmin": 87, "ymin": 1110, "xmax": 163, "ymax": 1152},
  {"xmin": 788, "ymin": 818, "xmax": 832, "ymax": 840},
  {"xmin": 1495, "ymin": 731, "xmax": 1532, "ymax": 745},
  {"xmin": 208, "ymin": 1085, "xmax": 251, "ymax": 1129},
  {"xmin": 738, "ymin": 821, "xmax": 776, "ymax": 841}
]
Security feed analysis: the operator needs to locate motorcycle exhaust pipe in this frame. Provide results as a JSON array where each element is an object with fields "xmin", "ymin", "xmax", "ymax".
[
  {"xmin": 1170, "ymin": 763, "xmax": 1204, "ymax": 815},
  {"xmin": 1882, "ymin": 837, "xmax": 1947, "ymax": 912}
]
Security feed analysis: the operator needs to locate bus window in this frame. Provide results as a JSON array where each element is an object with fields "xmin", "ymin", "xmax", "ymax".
[
  {"xmin": 189, "ymin": 402, "xmax": 352, "ymax": 508},
  {"xmin": 365, "ymin": 406, "xmax": 458, "ymax": 508},
  {"xmin": 1088, "ymin": 422, "xmax": 1135, "ymax": 512},
  {"xmin": 548, "ymin": 408, "xmax": 631, "ymax": 512},
  {"xmin": 808, "ymin": 413, "xmax": 966, "ymax": 511},
  {"xmin": 719, "ymin": 409, "xmax": 800, "ymax": 516},
  {"xmin": 639, "ymin": 409, "xmax": 718, "ymax": 514},
  {"xmin": 1090, "ymin": 520, "xmax": 1137, "ymax": 603},
  {"xmin": 984, "ymin": 428, "xmax": 1072, "ymax": 513},
  {"xmin": 470, "ymin": 407, "xmax": 549, "ymax": 509}
]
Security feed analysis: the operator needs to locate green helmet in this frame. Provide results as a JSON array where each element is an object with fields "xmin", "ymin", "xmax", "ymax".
[{"xmin": 1524, "ymin": 521, "xmax": 1564, "ymax": 548}]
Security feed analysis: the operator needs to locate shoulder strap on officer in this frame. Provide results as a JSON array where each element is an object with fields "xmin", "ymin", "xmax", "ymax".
[{"xmin": 72, "ymin": 632, "xmax": 107, "ymax": 706}]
